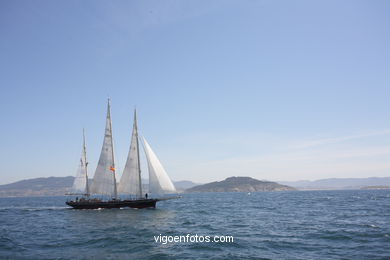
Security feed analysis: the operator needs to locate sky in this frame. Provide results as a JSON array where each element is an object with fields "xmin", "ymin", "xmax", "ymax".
[{"xmin": 0, "ymin": 0, "xmax": 389, "ymax": 185}]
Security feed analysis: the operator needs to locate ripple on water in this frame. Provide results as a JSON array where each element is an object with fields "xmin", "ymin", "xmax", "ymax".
[{"xmin": 0, "ymin": 191, "xmax": 389, "ymax": 259}]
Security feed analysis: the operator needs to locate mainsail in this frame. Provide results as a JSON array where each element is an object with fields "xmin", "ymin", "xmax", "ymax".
[
  {"xmin": 71, "ymin": 129, "xmax": 89, "ymax": 195},
  {"xmin": 90, "ymin": 99, "xmax": 117, "ymax": 198},
  {"xmin": 118, "ymin": 110, "xmax": 142, "ymax": 197},
  {"xmin": 142, "ymin": 137, "xmax": 176, "ymax": 195}
]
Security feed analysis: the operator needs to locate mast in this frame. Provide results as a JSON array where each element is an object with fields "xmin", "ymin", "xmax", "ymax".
[
  {"xmin": 134, "ymin": 109, "xmax": 143, "ymax": 198},
  {"xmin": 83, "ymin": 128, "xmax": 90, "ymax": 196},
  {"xmin": 108, "ymin": 98, "xmax": 118, "ymax": 199},
  {"xmin": 118, "ymin": 108, "xmax": 143, "ymax": 198},
  {"xmin": 90, "ymin": 99, "xmax": 118, "ymax": 197},
  {"xmin": 69, "ymin": 130, "xmax": 90, "ymax": 196}
]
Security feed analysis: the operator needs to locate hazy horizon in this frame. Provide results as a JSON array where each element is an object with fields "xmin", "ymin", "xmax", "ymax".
[
  {"xmin": 3, "ymin": 174, "xmax": 390, "ymax": 187},
  {"xmin": 1, "ymin": 1, "xmax": 389, "ymax": 185}
]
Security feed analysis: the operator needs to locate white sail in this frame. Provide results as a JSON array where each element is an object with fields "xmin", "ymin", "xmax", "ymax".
[
  {"xmin": 71, "ymin": 153, "xmax": 87, "ymax": 193},
  {"xmin": 118, "ymin": 110, "xmax": 142, "ymax": 197},
  {"xmin": 71, "ymin": 129, "xmax": 89, "ymax": 194},
  {"xmin": 142, "ymin": 137, "xmax": 176, "ymax": 195},
  {"xmin": 90, "ymin": 99, "xmax": 117, "ymax": 197}
]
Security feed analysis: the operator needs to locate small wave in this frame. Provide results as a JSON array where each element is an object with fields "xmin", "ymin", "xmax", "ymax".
[
  {"xmin": 0, "ymin": 206, "xmax": 67, "ymax": 211},
  {"xmin": 365, "ymin": 224, "xmax": 380, "ymax": 229},
  {"xmin": 28, "ymin": 206, "xmax": 68, "ymax": 211}
]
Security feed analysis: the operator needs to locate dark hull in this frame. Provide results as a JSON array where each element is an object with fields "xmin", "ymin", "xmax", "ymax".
[{"xmin": 66, "ymin": 199, "xmax": 157, "ymax": 209}]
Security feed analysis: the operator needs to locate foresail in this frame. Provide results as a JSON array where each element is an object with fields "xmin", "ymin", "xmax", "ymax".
[
  {"xmin": 90, "ymin": 101, "xmax": 116, "ymax": 196},
  {"xmin": 118, "ymin": 110, "xmax": 142, "ymax": 197},
  {"xmin": 142, "ymin": 137, "xmax": 176, "ymax": 195},
  {"xmin": 71, "ymin": 131, "xmax": 88, "ymax": 194},
  {"xmin": 71, "ymin": 154, "xmax": 87, "ymax": 194}
]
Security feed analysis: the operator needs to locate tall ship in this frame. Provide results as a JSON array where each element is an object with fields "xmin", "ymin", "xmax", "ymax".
[{"xmin": 66, "ymin": 99, "xmax": 178, "ymax": 209}]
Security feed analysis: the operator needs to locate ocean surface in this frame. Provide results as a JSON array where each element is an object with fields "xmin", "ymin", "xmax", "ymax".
[{"xmin": 0, "ymin": 190, "xmax": 390, "ymax": 259}]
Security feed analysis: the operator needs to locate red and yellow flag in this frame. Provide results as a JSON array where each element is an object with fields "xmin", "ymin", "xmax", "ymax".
[{"xmin": 110, "ymin": 166, "xmax": 115, "ymax": 172}]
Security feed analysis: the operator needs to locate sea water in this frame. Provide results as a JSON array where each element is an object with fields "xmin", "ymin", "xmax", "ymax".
[{"xmin": 0, "ymin": 190, "xmax": 389, "ymax": 259}]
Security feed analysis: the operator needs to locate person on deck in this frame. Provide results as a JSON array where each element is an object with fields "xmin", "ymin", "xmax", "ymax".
[{"xmin": 145, "ymin": 193, "xmax": 148, "ymax": 199}]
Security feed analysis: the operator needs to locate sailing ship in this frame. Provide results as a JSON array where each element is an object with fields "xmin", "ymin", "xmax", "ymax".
[{"xmin": 66, "ymin": 99, "xmax": 178, "ymax": 209}]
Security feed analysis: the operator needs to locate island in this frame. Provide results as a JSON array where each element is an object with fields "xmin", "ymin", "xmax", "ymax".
[{"xmin": 185, "ymin": 176, "xmax": 296, "ymax": 193}]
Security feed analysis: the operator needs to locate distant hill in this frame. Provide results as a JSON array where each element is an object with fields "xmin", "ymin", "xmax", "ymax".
[
  {"xmin": 4, "ymin": 176, "xmax": 388, "ymax": 196},
  {"xmin": 280, "ymin": 177, "xmax": 390, "ymax": 190},
  {"xmin": 173, "ymin": 180, "xmax": 202, "ymax": 191},
  {"xmin": 186, "ymin": 177, "xmax": 295, "ymax": 193},
  {"xmin": 0, "ymin": 177, "xmax": 200, "ymax": 197},
  {"xmin": 0, "ymin": 177, "xmax": 74, "ymax": 197}
]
